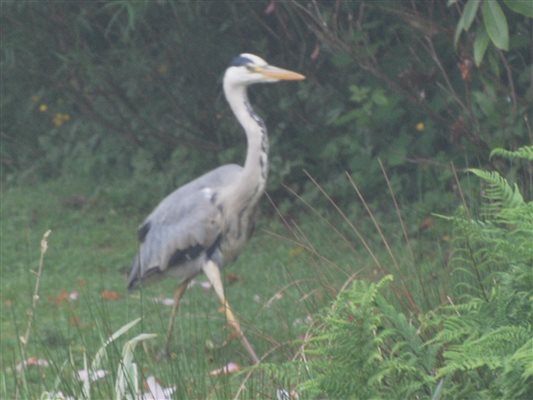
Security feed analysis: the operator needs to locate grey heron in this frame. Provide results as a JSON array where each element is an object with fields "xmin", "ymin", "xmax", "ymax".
[{"xmin": 127, "ymin": 54, "xmax": 305, "ymax": 364}]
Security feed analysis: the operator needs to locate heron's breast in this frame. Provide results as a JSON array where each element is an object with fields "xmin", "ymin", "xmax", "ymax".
[{"xmin": 219, "ymin": 203, "xmax": 258, "ymax": 263}]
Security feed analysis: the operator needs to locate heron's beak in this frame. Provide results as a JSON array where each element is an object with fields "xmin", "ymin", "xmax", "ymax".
[{"xmin": 259, "ymin": 65, "xmax": 306, "ymax": 81}]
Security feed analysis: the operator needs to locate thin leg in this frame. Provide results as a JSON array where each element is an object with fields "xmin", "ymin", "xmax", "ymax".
[
  {"xmin": 163, "ymin": 278, "xmax": 190, "ymax": 357},
  {"xmin": 203, "ymin": 260, "xmax": 260, "ymax": 364}
]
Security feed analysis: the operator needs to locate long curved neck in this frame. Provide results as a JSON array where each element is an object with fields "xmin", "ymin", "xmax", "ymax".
[{"xmin": 223, "ymin": 82, "xmax": 269, "ymax": 203}]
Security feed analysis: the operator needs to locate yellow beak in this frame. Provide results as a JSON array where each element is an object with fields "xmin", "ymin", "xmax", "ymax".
[{"xmin": 259, "ymin": 65, "xmax": 306, "ymax": 81}]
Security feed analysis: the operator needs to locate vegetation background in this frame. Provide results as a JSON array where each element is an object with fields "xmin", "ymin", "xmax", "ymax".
[{"xmin": 1, "ymin": 0, "xmax": 532, "ymax": 399}]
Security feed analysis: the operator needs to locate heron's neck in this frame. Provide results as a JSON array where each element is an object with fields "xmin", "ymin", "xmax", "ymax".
[{"xmin": 224, "ymin": 83, "xmax": 269, "ymax": 202}]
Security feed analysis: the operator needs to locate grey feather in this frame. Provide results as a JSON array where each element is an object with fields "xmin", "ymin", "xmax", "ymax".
[{"xmin": 127, "ymin": 164, "xmax": 244, "ymax": 289}]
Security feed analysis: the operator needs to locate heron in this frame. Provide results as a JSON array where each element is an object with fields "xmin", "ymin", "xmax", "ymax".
[{"xmin": 127, "ymin": 54, "xmax": 305, "ymax": 364}]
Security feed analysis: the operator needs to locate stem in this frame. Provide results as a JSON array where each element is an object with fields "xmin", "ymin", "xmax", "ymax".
[{"xmin": 20, "ymin": 230, "xmax": 51, "ymax": 349}]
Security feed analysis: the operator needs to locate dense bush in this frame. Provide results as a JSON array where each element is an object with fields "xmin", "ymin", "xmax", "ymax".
[{"xmin": 2, "ymin": 1, "xmax": 531, "ymax": 213}]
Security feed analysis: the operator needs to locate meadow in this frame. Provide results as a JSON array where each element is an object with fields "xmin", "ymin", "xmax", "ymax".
[
  {"xmin": 1, "ymin": 168, "xmax": 449, "ymax": 399},
  {"xmin": 2, "ymin": 148, "xmax": 532, "ymax": 399}
]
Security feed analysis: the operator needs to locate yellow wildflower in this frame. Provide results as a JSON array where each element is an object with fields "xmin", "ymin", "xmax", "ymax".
[
  {"xmin": 52, "ymin": 113, "xmax": 71, "ymax": 127},
  {"xmin": 39, "ymin": 104, "xmax": 48, "ymax": 112},
  {"xmin": 415, "ymin": 122, "xmax": 425, "ymax": 132}
]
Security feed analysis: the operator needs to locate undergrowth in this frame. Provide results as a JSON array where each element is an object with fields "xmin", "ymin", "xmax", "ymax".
[{"xmin": 266, "ymin": 145, "xmax": 533, "ymax": 399}]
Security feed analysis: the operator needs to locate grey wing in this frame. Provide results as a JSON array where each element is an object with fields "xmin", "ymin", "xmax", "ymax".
[{"xmin": 127, "ymin": 164, "xmax": 242, "ymax": 289}]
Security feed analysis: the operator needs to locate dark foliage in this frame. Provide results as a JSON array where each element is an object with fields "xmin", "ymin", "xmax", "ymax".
[{"xmin": 2, "ymin": 0, "xmax": 531, "ymax": 213}]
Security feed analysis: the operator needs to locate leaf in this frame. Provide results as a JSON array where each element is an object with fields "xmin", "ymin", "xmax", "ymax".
[
  {"xmin": 454, "ymin": 0, "xmax": 481, "ymax": 47},
  {"xmin": 481, "ymin": 0, "xmax": 509, "ymax": 50},
  {"xmin": 473, "ymin": 28, "xmax": 490, "ymax": 66},
  {"xmin": 52, "ymin": 289, "xmax": 79, "ymax": 305},
  {"xmin": 463, "ymin": 0, "xmax": 482, "ymax": 31},
  {"xmin": 472, "ymin": 90, "xmax": 495, "ymax": 116},
  {"xmin": 115, "ymin": 333, "xmax": 158, "ymax": 399},
  {"xmin": 490, "ymin": 145, "xmax": 533, "ymax": 161},
  {"xmin": 15, "ymin": 357, "xmax": 49, "ymax": 372},
  {"xmin": 52, "ymin": 289, "xmax": 70, "ymax": 305},
  {"xmin": 371, "ymin": 89, "xmax": 388, "ymax": 106},
  {"xmin": 349, "ymin": 85, "xmax": 371, "ymax": 102},
  {"xmin": 503, "ymin": 0, "xmax": 533, "ymax": 17},
  {"xmin": 380, "ymin": 133, "xmax": 410, "ymax": 167},
  {"xmin": 92, "ymin": 318, "xmax": 142, "ymax": 371},
  {"xmin": 101, "ymin": 290, "xmax": 121, "ymax": 301}
]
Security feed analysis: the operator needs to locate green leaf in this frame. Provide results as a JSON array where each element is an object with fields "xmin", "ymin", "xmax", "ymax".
[
  {"xmin": 454, "ymin": 0, "xmax": 481, "ymax": 47},
  {"xmin": 454, "ymin": 18, "xmax": 464, "ymax": 48},
  {"xmin": 503, "ymin": 0, "xmax": 533, "ymax": 17},
  {"xmin": 472, "ymin": 90, "xmax": 495, "ymax": 116},
  {"xmin": 481, "ymin": 0, "xmax": 509, "ymax": 50},
  {"xmin": 490, "ymin": 145, "xmax": 533, "ymax": 161},
  {"xmin": 473, "ymin": 28, "xmax": 490, "ymax": 66},
  {"xmin": 463, "ymin": 0, "xmax": 482, "ymax": 31},
  {"xmin": 371, "ymin": 89, "xmax": 388, "ymax": 106},
  {"xmin": 349, "ymin": 85, "xmax": 371, "ymax": 102},
  {"xmin": 381, "ymin": 134, "xmax": 410, "ymax": 167}
]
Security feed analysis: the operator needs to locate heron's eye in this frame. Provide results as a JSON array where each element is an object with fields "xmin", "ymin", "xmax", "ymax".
[{"xmin": 246, "ymin": 65, "xmax": 258, "ymax": 73}]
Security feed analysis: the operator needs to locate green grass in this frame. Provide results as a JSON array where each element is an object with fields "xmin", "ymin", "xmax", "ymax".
[
  {"xmin": 0, "ymin": 175, "xmax": 449, "ymax": 398},
  {"xmin": 0, "ymin": 176, "xmax": 330, "ymax": 398}
]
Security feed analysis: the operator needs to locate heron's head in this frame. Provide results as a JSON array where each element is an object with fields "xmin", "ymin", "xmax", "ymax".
[{"xmin": 224, "ymin": 53, "xmax": 305, "ymax": 88}]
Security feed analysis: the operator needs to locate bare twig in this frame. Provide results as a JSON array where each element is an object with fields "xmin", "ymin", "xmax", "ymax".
[
  {"xmin": 378, "ymin": 159, "xmax": 414, "ymax": 261},
  {"xmin": 497, "ymin": 50, "xmax": 518, "ymax": 114},
  {"xmin": 345, "ymin": 172, "xmax": 419, "ymax": 314},
  {"xmin": 20, "ymin": 230, "xmax": 51, "ymax": 349},
  {"xmin": 377, "ymin": 159, "xmax": 431, "ymax": 309},
  {"xmin": 302, "ymin": 170, "xmax": 386, "ymax": 277}
]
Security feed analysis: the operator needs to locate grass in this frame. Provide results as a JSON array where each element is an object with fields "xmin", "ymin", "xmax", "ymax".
[{"xmin": 0, "ymin": 174, "xmax": 449, "ymax": 398}]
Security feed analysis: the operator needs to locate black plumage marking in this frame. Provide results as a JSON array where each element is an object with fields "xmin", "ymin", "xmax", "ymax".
[
  {"xmin": 138, "ymin": 221, "xmax": 151, "ymax": 243},
  {"xmin": 230, "ymin": 55, "xmax": 253, "ymax": 67},
  {"xmin": 206, "ymin": 234, "xmax": 222, "ymax": 259},
  {"xmin": 127, "ymin": 276, "xmax": 139, "ymax": 290},
  {"xmin": 141, "ymin": 266, "xmax": 163, "ymax": 280},
  {"xmin": 244, "ymin": 100, "xmax": 266, "ymax": 131},
  {"xmin": 168, "ymin": 243, "xmax": 204, "ymax": 268}
]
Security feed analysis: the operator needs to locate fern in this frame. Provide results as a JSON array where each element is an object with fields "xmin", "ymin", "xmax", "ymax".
[
  {"xmin": 298, "ymin": 275, "xmax": 437, "ymax": 399},
  {"xmin": 273, "ymin": 146, "xmax": 532, "ymax": 399},
  {"xmin": 429, "ymin": 147, "xmax": 533, "ymax": 399},
  {"xmin": 467, "ymin": 168, "xmax": 524, "ymax": 211},
  {"xmin": 490, "ymin": 145, "xmax": 533, "ymax": 161}
]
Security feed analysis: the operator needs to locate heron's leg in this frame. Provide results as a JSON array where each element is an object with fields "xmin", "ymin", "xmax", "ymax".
[
  {"xmin": 202, "ymin": 260, "xmax": 260, "ymax": 364},
  {"xmin": 163, "ymin": 278, "xmax": 191, "ymax": 357}
]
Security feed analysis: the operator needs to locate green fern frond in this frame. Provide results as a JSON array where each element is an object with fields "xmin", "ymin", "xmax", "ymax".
[
  {"xmin": 299, "ymin": 274, "xmax": 436, "ymax": 399},
  {"xmin": 437, "ymin": 325, "xmax": 532, "ymax": 377},
  {"xmin": 490, "ymin": 145, "xmax": 533, "ymax": 161},
  {"xmin": 467, "ymin": 168, "xmax": 524, "ymax": 209}
]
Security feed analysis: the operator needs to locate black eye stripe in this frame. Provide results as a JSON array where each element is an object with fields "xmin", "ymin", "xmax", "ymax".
[{"xmin": 230, "ymin": 55, "xmax": 253, "ymax": 67}]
